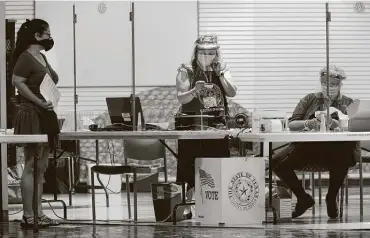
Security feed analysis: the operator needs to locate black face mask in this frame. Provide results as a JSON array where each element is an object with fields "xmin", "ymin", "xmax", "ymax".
[{"xmin": 35, "ymin": 38, "xmax": 54, "ymax": 51}]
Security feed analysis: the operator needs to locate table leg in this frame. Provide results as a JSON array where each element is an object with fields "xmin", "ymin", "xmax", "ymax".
[
  {"xmin": 0, "ymin": 143, "xmax": 9, "ymax": 222},
  {"xmin": 33, "ymin": 147, "xmax": 39, "ymax": 232},
  {"xmin": 239, "ymin": 140, "xmax": 246, "ymax": 156},
  {"xmin": 264, "ymin": 142, "xmax": 277, "ymax": 224},
  {"xmin": 157, "ymin": 139, "xmax": 196, "ymax": 225},
  {"xmin": 359, "ymin": 155, "xmax": 363, "ymax": 221},
  {"xmin": 68, "ymin": 157, "xmax": 73, "ymax": 206},
  {"xmin": 53, "ymin": 149, "xmax": 58, "ymax": 201}
]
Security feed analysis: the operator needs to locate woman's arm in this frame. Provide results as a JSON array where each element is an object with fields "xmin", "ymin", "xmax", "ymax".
[
  {"xmin": 288, "ymin": 94, "xmax": 313, "ymax": 131},
  {"xmin": 12, "ymin": 75, "xmax": 43, "ymax": 106},
  {"xmin": 288, "ymin": 120, "xmax": 307, "ymax": 131},
  {"xmin": 12, "ymin": 53, "xmax": 43, "ymax": 106},
  {"xmin": 176, "ymin": 70, "xmax": 197, "ymax": 105},
  {"xmin": 219, "ymin": 70, "xmax": 237, "ymax": 97}
]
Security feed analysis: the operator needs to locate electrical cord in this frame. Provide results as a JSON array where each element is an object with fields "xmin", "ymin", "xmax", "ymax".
[
  {"xmin": 234, "ymin": 127, "xmax": 248, "ymax": 139},
  {"xmin": 10, "ymin": 199, "xmax": 195, "ymax": 223},
  {"xmin": 9, "ymin": 209, "xmax": 23, "ymax": 216}
]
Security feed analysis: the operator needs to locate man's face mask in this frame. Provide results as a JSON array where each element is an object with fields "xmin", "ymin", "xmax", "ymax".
[{"xmin": 321, "ymin": 80, "xmax": 341, "ymax": 97}]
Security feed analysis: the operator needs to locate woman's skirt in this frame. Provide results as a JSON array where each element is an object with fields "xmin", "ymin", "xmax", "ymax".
[{"xmin": 13, "ymin": 102, "xmax": 59, "ymax": 148}]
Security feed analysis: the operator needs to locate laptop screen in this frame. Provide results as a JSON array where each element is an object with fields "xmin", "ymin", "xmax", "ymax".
[{"xmin": 105, "ymin": 96, "xmax": 144, "ymax": 128}]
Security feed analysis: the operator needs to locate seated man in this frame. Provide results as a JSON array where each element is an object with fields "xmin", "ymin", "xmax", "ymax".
[{"xmin": 272, "ymin": 65, "xmax": 361, "ymax": 219}]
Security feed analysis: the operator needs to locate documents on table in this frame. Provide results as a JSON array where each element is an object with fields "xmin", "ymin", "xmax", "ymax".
[{"xmin": 40, "ymin": 74, "xmax": 61, "ymax": 109}]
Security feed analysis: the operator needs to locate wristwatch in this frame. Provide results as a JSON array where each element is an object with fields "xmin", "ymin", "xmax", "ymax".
[{"xmin": 191, "ymin": 90, "xmax": 197, "ymax": 98}]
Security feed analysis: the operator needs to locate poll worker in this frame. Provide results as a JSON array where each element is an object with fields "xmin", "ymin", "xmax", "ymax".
[
  {"xmin": 271, "ymin": 65, "xmax": 360, "ymax": 219},
  {"xmin": 175, "ymin": 34, "xmax": 237, "ymax": 219},
  {"xmin": 12, "ymin": 19, "xmax": 60, "ymax": 228}
]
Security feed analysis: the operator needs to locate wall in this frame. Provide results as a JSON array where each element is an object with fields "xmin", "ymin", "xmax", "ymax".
[
  {"xmin": 5, "ymin": 0, "xmax": 34, "ymax": 34},
  {"xmin": 199, "ymin": 1, "xmax": 370, "ymax": 115},
  {"xmin": 35, "ymin": 1, "xmax": 198, "ymax": 115}
]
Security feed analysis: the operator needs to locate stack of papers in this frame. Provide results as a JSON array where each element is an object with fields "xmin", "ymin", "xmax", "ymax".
[{"xmin": 40, "ymin": 74, "xmax": 61, "ymax": 110}]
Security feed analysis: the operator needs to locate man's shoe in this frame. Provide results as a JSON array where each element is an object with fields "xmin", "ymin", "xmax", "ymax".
[
  {"xmin": 292, "ymin": 194, "xmax": 315, "ymax": 218},
  {"xmin": 326, "ymin": 195, "xmax": 339, "ymax": 219}
]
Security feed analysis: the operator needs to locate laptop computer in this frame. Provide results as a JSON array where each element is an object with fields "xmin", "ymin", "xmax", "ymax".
[{"xmin": 105, "ymin": 96, "xmax": 145, "ymax": 131}]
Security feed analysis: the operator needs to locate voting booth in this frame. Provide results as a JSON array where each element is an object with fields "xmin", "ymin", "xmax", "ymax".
[{"xmin": 195, "ymin": 157, "xmax": 265, "ymax": 226}]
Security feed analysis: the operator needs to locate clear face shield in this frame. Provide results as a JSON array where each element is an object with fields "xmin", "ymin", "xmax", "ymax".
[
  {"xmin": 194, "ymin": 35, "xmax": 220, "ymax": 70},
  {"xmin": 197, "ymin": 49, "xmax": 217, "ymax": 69},
  {"xmin": 315, "ymin": 75, "xmax": 343, "ymax": 99}
]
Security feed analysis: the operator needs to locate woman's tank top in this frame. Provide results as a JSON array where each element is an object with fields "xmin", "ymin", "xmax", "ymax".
[{"xmin": 180, "ymin": 67, "xmax": 228, "ymax": 125}]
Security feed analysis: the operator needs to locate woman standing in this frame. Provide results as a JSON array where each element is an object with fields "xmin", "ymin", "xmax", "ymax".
[
  {"xmin": 12, "ymin": 19, "xmax": 60, "ymax": 228},
  {"xmin": 176, "ymin": 34, "xmax": 237, "ymax": 218}
]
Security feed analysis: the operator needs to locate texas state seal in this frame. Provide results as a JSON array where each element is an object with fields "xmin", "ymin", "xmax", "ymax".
[{"xmin": 228, "ymin": 171, "xmax": 259, "ymax": 211}]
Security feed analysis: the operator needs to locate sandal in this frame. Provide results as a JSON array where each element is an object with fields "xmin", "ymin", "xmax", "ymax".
[
  {"xmin": 20, "ymin": 216, "xmax": 35, "ymax": 229},
  {"xmin": 38, "ymin": 215, "xmax": 60, "ymax": 227}
]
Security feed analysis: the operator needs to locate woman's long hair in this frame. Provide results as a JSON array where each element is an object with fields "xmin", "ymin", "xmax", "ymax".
[
  {"xmin": 11, "ymin": 19, "xmax": 49, "ymax": 70},
  {"xmin": 190, "ymin": 46, "xmax": 227, "ymax": 74}
]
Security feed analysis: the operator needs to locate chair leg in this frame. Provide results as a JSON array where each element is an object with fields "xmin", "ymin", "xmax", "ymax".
[
  {"xmin": 318, "ymin": 172, "xmax": 322, "ymax": 205},
  {"xmin": 91, "ymin": 169, "xmax": 96, "ymax": 222},
  {"xmin": 102, "ymin": 174, "xmax": 109, "ymax": 208},
  {"xmin": 311, "ymin": 172, "xmax": 315, "ymax": 216},
  {"xmin": 68, "ymin": 157, "xmax": 73, "ymax": 206},
  {"xmin": 125, "ymin": 174, "xmax": 132, "ymax": 220},
  {"xmin": 133, "ymin": 171, "xmax": 138, "ymax": 222}
]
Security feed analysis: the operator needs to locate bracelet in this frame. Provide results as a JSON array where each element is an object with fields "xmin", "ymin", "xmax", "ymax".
[
  {"xmin": 190, "ymin": 90, "xmax": 197, "ymax": 97},
  {"xmin": 328, "ymin": 120, "xmax": 333, "ymax": 129},
  {"xmin": 304, "ymin": 120, "xmax": 308, "ymax": 128}
]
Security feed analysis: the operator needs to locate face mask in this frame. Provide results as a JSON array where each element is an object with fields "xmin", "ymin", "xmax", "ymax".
[
  {"xmin": 198, "ymin": 54, "xmax": 215, "ymax": 68},
  {"xmin": 321, "ymin": 85, "xmax": 339, "ymax": 97},
  {"xmin": 35, "ymin": 38, "xmax": 54, "ymax": 51}
]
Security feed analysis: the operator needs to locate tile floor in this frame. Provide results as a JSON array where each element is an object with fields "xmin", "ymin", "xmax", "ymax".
[{"xmin": 3, "ymin": 187, "xmax": 370, "ymax": 237}]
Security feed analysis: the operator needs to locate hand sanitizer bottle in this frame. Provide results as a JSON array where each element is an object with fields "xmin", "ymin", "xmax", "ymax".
[{"xmin": 252, "ymin": 109, "xmax": 261, "ymax": 133}]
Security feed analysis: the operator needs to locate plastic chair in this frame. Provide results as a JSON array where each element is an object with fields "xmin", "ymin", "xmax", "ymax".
[
  {"xmin": 345, "ymin": 141, "xmax": 370, "ymax": 205},
  {"xmin": 90, "ymin": 139, "xmax": 167, "ymax": 222}
]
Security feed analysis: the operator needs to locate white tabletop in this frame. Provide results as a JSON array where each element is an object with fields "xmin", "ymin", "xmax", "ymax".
[
  {"xmin": 0, "ymin": 134, "xmax": 48, "ymax": 143},
  {"xmin": 236, "ymin": 131, "xmax": 370, "ymax": 142},
  {"xmin": 59, "ymin": 130, "xmax": 229, "ymax": 140}
]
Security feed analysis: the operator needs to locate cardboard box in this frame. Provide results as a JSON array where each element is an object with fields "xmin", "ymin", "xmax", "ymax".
[
  {"xmin": 195, "ymin": 157, "xmax": 265, "ymax": 226},
  {"xmin": 265, "ymin": 186, "xmax": 292, "ymax": 223}
]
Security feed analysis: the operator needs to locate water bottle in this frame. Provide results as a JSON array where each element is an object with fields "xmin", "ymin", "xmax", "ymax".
[
  {"xmin": 252, "ymin": 109, "xmax": 261, "ymax": 133},
  {"xmin": 137, "ymin": 112, "xmax": 142, "ymax": 131},
  {"xmin": 320, "ymin": 113, "xmax": 326, "ymax": 132}
]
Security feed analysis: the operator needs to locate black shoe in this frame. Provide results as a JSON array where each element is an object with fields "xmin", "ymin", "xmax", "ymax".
[
  {"xmin": 292, "ymin": 194, "xmax": 315, "ymax": 218},
  {"xmin": 326, "ymin": 195, "xmax": 339, "ymax": 219}
]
